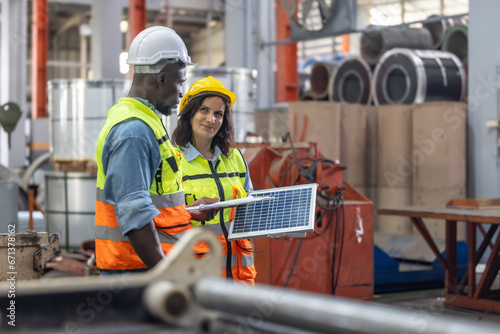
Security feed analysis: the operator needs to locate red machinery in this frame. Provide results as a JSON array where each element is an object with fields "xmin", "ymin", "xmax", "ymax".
[{"xmin": 238, "ymin": 142, "xmax": 374, "ymax": 300}]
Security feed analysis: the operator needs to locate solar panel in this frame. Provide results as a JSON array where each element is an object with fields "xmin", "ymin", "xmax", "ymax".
[{"xmin": 228, "ymin": 183, "xmax": 318, "ymax": 240}]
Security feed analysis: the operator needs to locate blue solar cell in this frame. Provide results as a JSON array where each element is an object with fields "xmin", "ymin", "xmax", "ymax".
[{"xmin": 228, "ymin": 183, "xmax": 317, "ymax": 240}]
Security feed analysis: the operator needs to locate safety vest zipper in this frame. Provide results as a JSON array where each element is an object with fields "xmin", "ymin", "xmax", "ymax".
[{"xmin": 208, "ymin": 159, "xmax": 233, "ymax": 280}]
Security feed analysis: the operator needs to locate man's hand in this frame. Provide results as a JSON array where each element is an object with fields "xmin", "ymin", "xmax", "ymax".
[{"xmin": 188, "ymin": 197, "xmax": 220, "ymax": 222}]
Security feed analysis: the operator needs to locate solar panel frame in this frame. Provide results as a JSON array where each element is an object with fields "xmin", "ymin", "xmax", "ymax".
[{"xmin": 228, "ymin": 183, "xmax": 318, "ymax": 240}]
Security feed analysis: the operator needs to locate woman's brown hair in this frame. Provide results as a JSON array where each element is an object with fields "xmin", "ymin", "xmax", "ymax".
[{"xmin": 171, "ymin": 94, "xmax": 235, "ymax": 156}]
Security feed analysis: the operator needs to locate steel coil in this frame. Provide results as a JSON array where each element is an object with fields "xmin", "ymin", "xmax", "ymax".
[
  {"xmin": 48, "ymin": 79, "xmax": 130, "ymax": 162},
  {"xmin": 361, "ymin": 27, "xmax": 433, "ymax": 65},
  {"xmin": 328, "ymin": 57, "xmax": 372, "ymax": 105},
  {"xmin": 185, "ymin": 66, "xmax": 257, "ymax": 143},
  {"xmin": 442, "ymin": 24, "xmax": 468, "ymax": 65},
  {"xmin": 422, "ymin": 15, "xmax": 468, "ymax": 49},
  {"xmin": 372, "ymin": 48, "xmax": 466, "ymax": 105},
  {"xmin": 309, "ymin": 62, "xmax": 338, "ymax": 100}
]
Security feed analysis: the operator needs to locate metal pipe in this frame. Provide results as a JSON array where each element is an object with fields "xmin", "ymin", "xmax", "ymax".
[
  {"xmin": 275, "ymin": 0, "xmax": 298, "ymax": 102},
  {"xmin": 194, "ymin": 277, "xmax": 500, "ymax": 334},
  {"xmin": 206, "ymin": 0, "xmax": 213, "ymax": 66},
  {"xmin": 80, "ymin": 35, "xmax": 88, "ymax": 78},
  {"xmin": 31, "ymin": 0, "xmax": 48, "ymax": 119},
  {"xmin": 21, "ymin": 151, "xmax": 51, "ymax": 192},
  {"xmin": 129, "ymin": 0, "xmax": 147, "ymax": 45}
]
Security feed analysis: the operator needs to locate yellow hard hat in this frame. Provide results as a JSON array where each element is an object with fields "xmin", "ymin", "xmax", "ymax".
[{"xmin": 179, "ymin": 76, "xmax": 236, "ymax": 114}]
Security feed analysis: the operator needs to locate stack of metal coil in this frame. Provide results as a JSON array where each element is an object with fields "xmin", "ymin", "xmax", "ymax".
[{"xmin": 303, "ymin": 14, "xmax": 468, "ymax": 106}]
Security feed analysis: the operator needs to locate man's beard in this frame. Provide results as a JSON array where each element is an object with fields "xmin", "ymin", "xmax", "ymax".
[{"xmin": 156, "ymin": 105, "xmax": 173, "ymax": 116}]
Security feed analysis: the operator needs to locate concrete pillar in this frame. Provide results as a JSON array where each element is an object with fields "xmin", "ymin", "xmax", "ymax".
[
  {"xmin": 256, "ymin": 0, "xmax": 275, "ymax": 109},
  {"xmin": 91, "ymin": 0, "xmax": 124, "ymax": 79},
  {"xmin": 225, "ymin": 0, "xmax": 247, "ymax": 68},
  {"xmin": 468, "ymin": 1, "xmax": 500, "ymax": 197},
  {"xmin": 0, "ymin": 0, "xmax": 28, "ymax": 167}
]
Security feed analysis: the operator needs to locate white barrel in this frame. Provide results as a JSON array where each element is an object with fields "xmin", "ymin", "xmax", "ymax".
[
  {"xmin": 45, "ymin": 171, "xmax": 96, "ymax": 249},
  {"xmin": 184, "ymin": 67, "xmax": 257, "ymax": 143},
  {"xmin": 48, "ymin": 79, "xmax": 130, "ymax": 161}
]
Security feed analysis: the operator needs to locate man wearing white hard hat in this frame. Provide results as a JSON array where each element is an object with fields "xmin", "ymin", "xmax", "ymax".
[{"xmin": 94, "ymin": 26, "xmax": 218, "ymax": 275}]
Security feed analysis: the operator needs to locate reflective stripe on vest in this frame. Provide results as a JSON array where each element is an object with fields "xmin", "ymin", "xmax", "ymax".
[
  {"xmin": 175, "ymin": 147, "xmax": 256, "ymax": 282},
  {"xmin": 95, "ymin": 98, "xmax": 191, "ymax": 270},
  {"xmin": 222, "ymin": 253, "xmax": 254, "ymax": 268}
]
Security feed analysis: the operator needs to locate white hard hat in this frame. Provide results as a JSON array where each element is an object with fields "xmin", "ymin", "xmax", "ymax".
[{"xmin": 126, "ymin": 26, "xmax": 193, "ymax": 73}]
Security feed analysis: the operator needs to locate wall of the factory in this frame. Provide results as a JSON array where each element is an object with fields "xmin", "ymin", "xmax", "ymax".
[
  {"xmin": 468, "ymin": 0, "xmax": 500, "ymax": 198},
  {"xmin": 91, "ymin": 0, "xmax": 124, "ymax": 80},
  {"xmin": 189, "ymin": 24, "xmax": 225, "ymax": 67},
  {"xmin": 49, "ymin": 26, "xmax": 82, "ymax": 79}
]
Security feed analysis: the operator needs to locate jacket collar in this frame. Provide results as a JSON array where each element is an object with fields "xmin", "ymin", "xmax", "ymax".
[{"xmin": 182, "ymin": 142, "xmax": 223, "ymax": 162}]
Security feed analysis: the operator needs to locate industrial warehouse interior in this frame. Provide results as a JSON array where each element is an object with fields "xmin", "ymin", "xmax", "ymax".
[{"xmin": 2, "ymin": 0, "xmax": 500, "ymax": 333}]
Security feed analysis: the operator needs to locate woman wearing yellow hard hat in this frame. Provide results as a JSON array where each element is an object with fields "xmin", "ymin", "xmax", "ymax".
[{"xmin": 172, "ymin": 76, "xmax": 256, "ymax": 286}]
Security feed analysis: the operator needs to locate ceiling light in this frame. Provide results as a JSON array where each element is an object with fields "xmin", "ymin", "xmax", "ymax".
[
  {"xmin": 209, "ymin": 20, "xmax": 217, "ymax": 27},
  {"xmin": 79, "ymin": 23, "xmax": 91, "ymax": 36},
  {"xmin": 120, "ymin": 20, "xmax": 129, "ymax": 33}
]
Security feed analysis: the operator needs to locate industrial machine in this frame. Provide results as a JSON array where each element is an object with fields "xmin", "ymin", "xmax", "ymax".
[
  {"xmin": 238, "ymin": 139, "xmax": 374, "ymax": 299},
  {"xmin": 0, "ymin": 232, "xmax": 59, "ymax": 281},
  {"xmin": 1, "ymin": 229, "xmax": 499, "ymax": 334}
]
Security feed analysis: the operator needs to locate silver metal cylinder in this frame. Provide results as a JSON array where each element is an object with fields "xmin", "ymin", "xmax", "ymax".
[
  {"xmin": 184, "ymin": 67, "xmax": 257, "ymax": 143},
  {"xmin": 44, "ymin": 171, "xmax": 96, "ymax": 249},
  {"xmin": 48, "ymin": 79, "xmax": 130, "ymax": 162},
  {"xmin": 185, "ymin": 67, "xmax": 257, "ymax": 113},
  {"xmin": 143, "ymin": 281, "xmax": 192, "ymax": 325},
  {"xmin": 194, "ymin": 277, "xmax": 500, "ymax": 334}
]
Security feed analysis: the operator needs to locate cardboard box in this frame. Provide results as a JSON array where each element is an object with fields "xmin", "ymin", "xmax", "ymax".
[
  {"xmin": 377, "ymin": 186, "xmax": 413, "ymax": 235},
  {"xmin": 340, "ymin": 104, "xmax": 367, "ymax": 186},
  {"xmin": 288, "ymin": 101, "xmax": 341, "ymax": 161},
  {"xmin": 377, "ymin": 105, "xmax": 413, "ymax": 188},
  {"xmin": 412, "ymin": 102, "xmax": 467, "ymax": 189}
]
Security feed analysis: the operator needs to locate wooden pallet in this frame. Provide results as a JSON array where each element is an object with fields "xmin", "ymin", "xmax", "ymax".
[{"xmin": 53, "ymin": 160, "xmax": 98, "ymax": 174}]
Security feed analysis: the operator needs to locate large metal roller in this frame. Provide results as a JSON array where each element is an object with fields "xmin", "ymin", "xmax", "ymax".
[
  {"xmin": 372, "ymin": 48, "xmax": 466, "ymax": 105},
  {"xmin": 309, "ymin": 61, "xmax": 338, "ymax": 100},
  {"xmin": 442, "ymin": 24, "xmax": 468, "ymax": 65},
  {"xmin": 422, "ymin": 15, "xmax": 467, "ymax": 49},
  {"xmin": 328, "ymin": 56, "xmax": 373, "ymax": 105},
  {"xmin": 361, "ymin": 27, "xmax": 433, "ymax": 65}
]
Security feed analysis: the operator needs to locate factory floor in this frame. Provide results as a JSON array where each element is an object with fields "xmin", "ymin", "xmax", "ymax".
[{"xmin": 375, "ymin": 288, "xmax": 500, "ymax": 325}]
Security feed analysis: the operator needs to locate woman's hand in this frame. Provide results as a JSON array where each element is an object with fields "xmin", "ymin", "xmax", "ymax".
[{"xmin": 188, "ymin": 197, "xmax": 220, "ymax": 222}]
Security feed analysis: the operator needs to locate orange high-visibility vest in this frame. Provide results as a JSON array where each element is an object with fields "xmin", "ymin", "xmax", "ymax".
[{"xmin": 95, "ymin": 98, "xmax": 191, "ymax": 270}]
